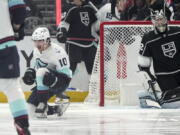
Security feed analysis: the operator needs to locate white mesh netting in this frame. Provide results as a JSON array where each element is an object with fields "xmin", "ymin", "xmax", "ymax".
[{"xmin": 84, "ymin": 21, "xmax": 179, "ymax": 106}]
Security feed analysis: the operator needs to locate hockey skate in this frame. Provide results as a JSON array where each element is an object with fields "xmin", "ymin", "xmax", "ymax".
[
  {"xmin": 14, "ymin": 122, "xmax": 31, "ymax": 135},
  {"xmin": 35, "ymin": 102, "xmax": 48, "ymax": 118},
  {"xmin": 55, "ymin": 93, "xmax": 70, "ymax": 116}
]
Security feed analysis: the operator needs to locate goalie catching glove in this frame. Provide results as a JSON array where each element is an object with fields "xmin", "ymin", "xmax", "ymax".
[{"xmin": 22, "ymin": 68, "xmax": 36, "ymax": 85}]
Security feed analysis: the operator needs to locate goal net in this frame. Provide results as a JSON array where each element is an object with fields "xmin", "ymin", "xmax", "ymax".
[{"xmin": 84, "ymin": 21, "xmax": 180, "ymax": 106}]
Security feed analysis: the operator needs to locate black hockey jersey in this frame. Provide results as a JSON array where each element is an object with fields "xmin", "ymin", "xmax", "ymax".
[
  {"xmin": 139, "ymin": 27, "xmax": 180, "ymax": 75},
  {"xmin": 64, "ymin": 4, "xmax": 97, "ymax": 47}
]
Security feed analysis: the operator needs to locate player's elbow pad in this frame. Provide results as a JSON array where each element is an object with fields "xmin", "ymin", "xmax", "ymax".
[
  {"xmin": 56, "ymin": 27, "xmax": 67, "ymax": 43},
  {"xmin": 22, "ymin": 68, "xmax": 36, "ymax": 85},
  {"xmin": 43, "ymin": 71, "xmax": 71, "ymax": 89}
]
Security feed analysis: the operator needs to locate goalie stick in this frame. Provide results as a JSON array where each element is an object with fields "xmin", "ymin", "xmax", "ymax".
[
  {"xmin": 110, "ymin": 0, "xmax": 121, "ymax": 20},
  {"xmin": 137, "ymin": 71, "xmax": 162, "ymax": 108},
  {"xmin": 148, "ymin": 80, "xmax": 161, "ymax": 105},
  {"xmin": 88, "ymin": 1, "xmax": 98, "ymax": 12}
]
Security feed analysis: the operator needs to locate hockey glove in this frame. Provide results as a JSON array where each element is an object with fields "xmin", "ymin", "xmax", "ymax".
[
  {"xmin": 56, "ymin": 27, "xmax": 67, "ymax": 43},
  {"xmin": 13, "ymin": 23, "xmax": 25, "ymax": 41},
  {"xmin": 43, "ymin": 70, "xmax": 71, "ymax": 89},
  {"xmin": 43, "ymin": 71, "xmax": 57, "ymax": 87},
  {"xmin": 22, "ymin": 68, "xmax": 36, "ymax": 85}
]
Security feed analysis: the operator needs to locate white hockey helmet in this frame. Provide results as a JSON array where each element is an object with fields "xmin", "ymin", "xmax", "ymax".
[
  {"xmin": 32, "ymin": 27, "xmax": 50, "ymax": 41},
  {"xmin": 151, "ymin": 9, "xmax": 168, "ymax": 33}
]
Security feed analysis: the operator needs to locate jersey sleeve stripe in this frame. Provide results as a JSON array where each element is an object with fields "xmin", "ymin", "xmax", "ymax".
[{"xmin": 8, "ymin": 0, "xmax": 25, "ymax": 8}]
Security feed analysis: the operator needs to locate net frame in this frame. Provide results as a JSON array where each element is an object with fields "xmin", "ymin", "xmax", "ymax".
[{"xmin": 88, "ymin": 21, "xmax": 180, "ymax": 107}]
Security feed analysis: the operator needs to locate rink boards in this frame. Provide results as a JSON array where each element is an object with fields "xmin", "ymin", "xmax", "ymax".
[{"xmin": 0, "ymin": 91, "xmax": 88, "ymax": 103}]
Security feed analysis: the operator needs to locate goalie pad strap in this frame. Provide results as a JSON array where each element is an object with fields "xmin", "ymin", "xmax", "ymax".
[{"xmin": 160, "ymin": 88, "xmax": 180, "ymax": 104}]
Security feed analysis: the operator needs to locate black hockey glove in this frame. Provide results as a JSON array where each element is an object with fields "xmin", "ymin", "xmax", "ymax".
[
  {"xmin": 56, "ymin": 27, "xmax": 67, "ymax": 43},
  {"xmin": 13, "ymin": 23, "xmax": 25, "ymax": 41},
  {"xmin": 22, "ymin": 68, "xmax": 36, "ymax": 85},
  {"xmin": 43, "ymin": 70, "xmax": 71, "ymax": 89},
  {"xmin": 43, "ymin": 71, "xmax": 57, "ymax": 87}
]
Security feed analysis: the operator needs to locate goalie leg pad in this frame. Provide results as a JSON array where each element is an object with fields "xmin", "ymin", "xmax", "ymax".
[
  {"xmin": 137, "ymin": 90, "xmax": 161, "ymax": 109},
  {"xmin": 160, "ymin": 88, "xmax": 180, "ymax": 108}
]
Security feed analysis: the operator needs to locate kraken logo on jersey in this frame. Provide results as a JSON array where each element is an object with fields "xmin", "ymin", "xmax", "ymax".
[
  {"xmin": 80, "ymin": 12, "xmax": 89, "ymax": 26},
  {"xmin": 161, "ymin": 42, "xmax": 176, "ymax": 58},
  {"xmin": 35, "ymin": 58, "xmax": 48, "ymax": 68}
]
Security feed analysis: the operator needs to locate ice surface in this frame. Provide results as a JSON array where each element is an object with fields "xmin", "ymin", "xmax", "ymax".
[{"xmin": 1, "ymin": 103, "xmax": 180, "ymax": 135}]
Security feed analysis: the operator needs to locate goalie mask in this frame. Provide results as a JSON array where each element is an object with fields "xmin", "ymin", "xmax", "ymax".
[{"xmin": 151, "ymin": 9, "xmax": 168, "ymax": 34}]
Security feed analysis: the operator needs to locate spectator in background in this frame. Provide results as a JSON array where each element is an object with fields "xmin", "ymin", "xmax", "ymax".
[
  {"xmin": 146, "ymin": 0, "xmax": 175, "ymax": 20},
  {"xmin": 24, "ymin": 0, "xmax": 43, "ymax": 35},
  {"xmin": 97, "ymin": 0, "xmax": 133, "ymax": 22},
  {"xmin": 56, "ymin": 0, "xmax": 98, "ymax": 75},
  {"xmin": 24, "ymin": 0, "xmax": 42, "ymax": 18},
  {"xmin": 174, "ymin": 0, "xmax": 180, "ymax": 20},
  {"xmin": 128, "ymin": 0, "xmax": 150, "ymax": 20},
  {"xmin": 90, "ymin": 0, "xmax": 110, "ymax": 9}
]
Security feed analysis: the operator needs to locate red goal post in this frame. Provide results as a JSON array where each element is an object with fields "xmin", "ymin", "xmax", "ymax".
[{"xmin": 84, "ymin": 21, "xmax": 180, "ymax": 107}]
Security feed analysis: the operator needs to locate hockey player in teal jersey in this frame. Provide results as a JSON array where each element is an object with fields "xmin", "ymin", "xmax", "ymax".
[{"xmin": 0, "ymin": 0, "xmax": 30, "ymax": 134}]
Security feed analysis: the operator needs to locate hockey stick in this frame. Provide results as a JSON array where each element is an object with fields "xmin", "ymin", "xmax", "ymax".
[
  {"xmin": 110, "ymin": 0, "xmax": 121, "ymax": 20},
  {"xmin": 88, "ymin": 1, "xmax": 98, "ymax": 12},
  {"xmin": 148, "ymin": 80, "xmax": 161, "ymax": 105}
]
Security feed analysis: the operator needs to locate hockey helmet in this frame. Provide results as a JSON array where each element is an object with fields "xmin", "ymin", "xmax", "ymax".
[
  {"xmin": 150, "ymin": 9, "xmax": 168, "ymax": 33},
  {"xmin": 32, "ymin": 27, "xmax": 51, "ymax": 51},
  {"xmin": 32, "ymin": 27, "xmax": 50, "ymax": 41}
]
